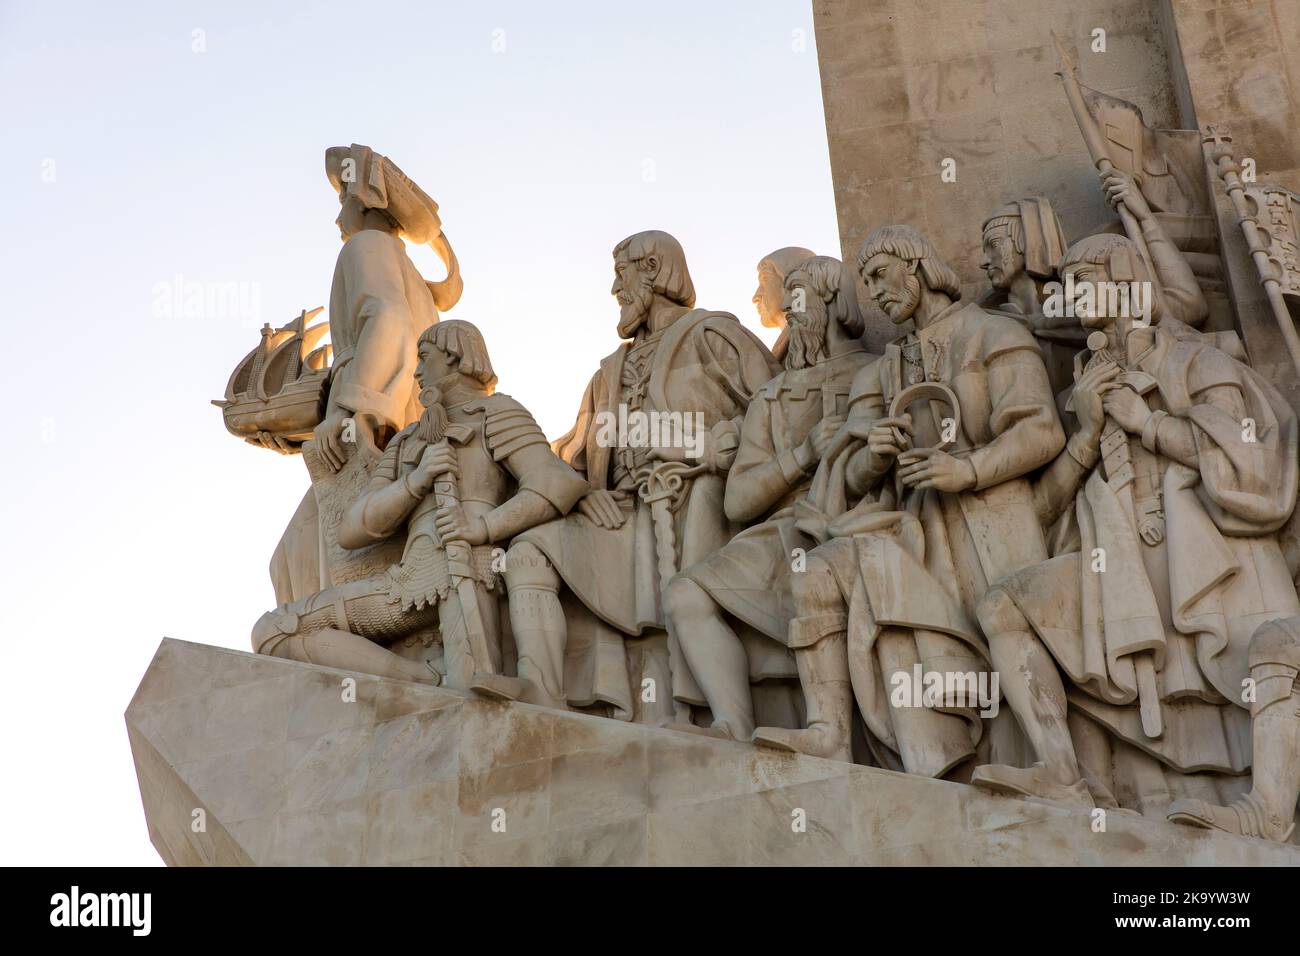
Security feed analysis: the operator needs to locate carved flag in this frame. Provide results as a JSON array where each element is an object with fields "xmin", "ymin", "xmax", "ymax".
[
  {"xmin": 1245, "ymin": 184, "xmax": 1300, "ymax": 299},
  {"xmin": 1077, "ymin": 84, "xmax": 1216, "ymax": 254}
]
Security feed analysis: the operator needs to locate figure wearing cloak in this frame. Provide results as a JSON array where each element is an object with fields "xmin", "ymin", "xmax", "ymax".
[
  {"xmin": 270, "ymin": 145, "xmax": 463, "ymax": 604},
  {"xmin": 973, "ymin": 234, "xmax": 1300, "ymax": 842},
  {"xmin": 666, "ymin": 256, "xmax": 875, "ymax": 743},
  {"xmin": 494, "ymin": 231, "xmax": 780, "ymax": 721},
  {"xmin": 754, "ymin": 226, "xmax": 1065, "ymax": 777}
]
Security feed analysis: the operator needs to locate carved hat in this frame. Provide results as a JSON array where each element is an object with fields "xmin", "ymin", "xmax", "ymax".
[
  {"xmin": 1061, "ymin": 233, "xmax": 1148, "ymax": 284},
  {"xmin": 981, "ymin": 197, "xmax": 1068, "ymax": 280},
  {"xmin": 325, "ymin": 144, "xmax": 463, "ymax": 312}
]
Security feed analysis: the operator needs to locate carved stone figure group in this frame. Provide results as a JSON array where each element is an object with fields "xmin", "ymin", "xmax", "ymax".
[{"xmin": 236, "ymin": 142, "xmax": 1300, "ymax": 845}]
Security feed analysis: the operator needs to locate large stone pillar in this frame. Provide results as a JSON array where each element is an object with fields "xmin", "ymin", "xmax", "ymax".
[{"xmin": 814, "ymin": 0, "xmax": 1182, "ymax": 349}]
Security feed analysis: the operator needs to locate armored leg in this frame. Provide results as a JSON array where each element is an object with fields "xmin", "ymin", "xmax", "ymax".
[
  {"xmin": 499, "ymin": 540, "xmax": 568, "ymax": 709},
  {"xmin": 1168, "ymin": 617, "xmax": 1300, "ymax": 842},
  {"xmin": 751, "ymin": 554, "xmax": 852, "ymax": 762},
  {"xmin": 663, "ymin": 576, "xmax": 754, "ymax": 740},
  {"xmin": 251, "ymin": 578, "xmax": 440, "ymax": 684}
]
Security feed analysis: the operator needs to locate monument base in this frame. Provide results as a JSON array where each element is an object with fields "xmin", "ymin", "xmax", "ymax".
[{"xmin": 126, "ymin": 638, "xmax": 1300, "ymax": 865}]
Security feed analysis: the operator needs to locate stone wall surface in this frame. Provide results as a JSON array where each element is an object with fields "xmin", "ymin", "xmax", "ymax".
[
  {"xmin": 126, "ymin": 639, "xmax": 1300, "ymax": 866},
  {"xmin": 1166, "ymin": 0, "xmax": 1300, "ymax": 405},
  {"xmin": 813, "ymin": 0, "xmax": 1182, "ymax": 350}
]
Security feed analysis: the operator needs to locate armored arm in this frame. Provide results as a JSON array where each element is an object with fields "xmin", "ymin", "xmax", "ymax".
[
  {"xmin": 480, "ymin": 397, "xmax": 591, "ymax": 543},
  {"xmin": 336, "ymin": 434, "xmax": 426, "ymax": 549}
]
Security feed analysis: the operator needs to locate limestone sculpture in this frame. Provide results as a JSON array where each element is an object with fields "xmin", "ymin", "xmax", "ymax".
[
  {"xmin": 753, "ymin": 225, "xmax": 1066, "ymax": 775},
  {"xmin": 666, "ymin": 255, "xmax": 876, "ymax": 742},
  {"xmin": 209, "ymin": 29, "xmax": 1300, "ymax": 852},
  {"xmin": 752, "ymin": 246, "xmax": 817, "ymax": 364},
  {"xmin": 251, "ymin": 320, "xmax": 588, "ymax": 686},
  {"xmin": 972, "ymin": 231, "xmax": 1300, "ymax": 836},
  {"xmin": 261, "ymin": 145, "xmax": 463, "ymax": 611},
  {"xmin": 493, "ymin": 231, "xmax": 780, "ymax": 719}
]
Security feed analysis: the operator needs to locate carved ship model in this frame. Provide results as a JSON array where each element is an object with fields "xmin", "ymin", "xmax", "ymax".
[{"xmin": 213, "ymin": 307, "xmax": 332, "ymax": 452}]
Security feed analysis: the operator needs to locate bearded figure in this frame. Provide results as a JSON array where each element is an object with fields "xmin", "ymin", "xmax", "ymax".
[
  {"xmin": 665, "ymin": 256, "xmax": 876, "ymax": 742},
  {"xmin": 752, "ymin": 246, "xmax": 816, "ymax": 363},
  {"xmin": 479, "ymin": 231, "xmax": 780, "ymax": 722},
  {"xmin": 753, "ymin": 225, "xmax": 1065, "ymax": 775}
]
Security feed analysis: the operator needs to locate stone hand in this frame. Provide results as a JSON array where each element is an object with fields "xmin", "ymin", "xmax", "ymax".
[
  {"xmin": 803, "ymin": 415, "xmax": 846, "ymax": 464},
  {"xmin": 1072, "ymin": 360, "xmax": 1121, "ymax": 443},
  {"xmin": 412, "ymin": 442, "xmax": 458, "ymax": 494},
  {"xmin": 707, "ymin": 420, "xmax": 740, "ymax": 474},
  {"xmin": 579, "ymin": 488, "xmax": 626, "ymax": 529},
  {"xmin": 249, "ymin": 430, "xmax": 296, "ymax": 455},
  {"xmin": 434, "ymin": 504, "xmax": 488, "ymax": 546},
  {"xmin": 1100, "ymin": 168, "xmax": 1152, "ymax": 221},
  {"xmin": 314, "ymin": 410, "xmax": 380, "ymax": 472},
  {"xmin": 848, "ymin": 414, "xmax": 913, "ymax": 471},
  {"xmin": 1102, "ymin": 385, "xmax": 1151, "ymax": 434},
  {"xmin": 313, "ymin": 410, "xmax": 350, "ymax": 472},
  {"xmin": 897, "ymin": 447, "xmax": 976, "ymax": 493}
]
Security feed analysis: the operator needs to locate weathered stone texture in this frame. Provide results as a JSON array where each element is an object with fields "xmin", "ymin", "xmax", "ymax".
[
  {"xmin": 127, "ymin": 639, "xmax": 1300, "ymax": 865},
  {"xmin": 814, "ymin": 0, "xmax": 1181, "ymax": 349}
]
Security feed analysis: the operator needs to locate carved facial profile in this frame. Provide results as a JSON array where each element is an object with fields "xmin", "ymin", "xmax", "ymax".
[
  {"xmin": 781, "ymin": 255, "xmax": 864, "ymax": 369},
  {"xmin": 782, "ymin": 273, "xmax": 828, "ymax": 369},
  {"xmin": 754, "ymin": 262, "xmax": 786, "ymax": 328},
  {"xmin": 1059, "ymin": 234, "xmax": 1152, "ymax": 330},
  {"xmin": 754, "ymin": 246, "xmax": 817, "ymax": 329},
  {"xmin": 980, "ymin": 218, "xmax": 1024, "ymax": 291},
  {"xmin": 979, "ymin": 198, "xmax": 1067, "ymax": 293},
  {"xmin": 857, "ymin": 225, "xmax": 961, "ymax": 325},
  {"xmin": 861, "ymin": 252, "xmax": 923, "ymax": 324},
  {"xmin": 612, "ymin": 248, "xmax": 656, "ymax": 337},
  {"xmin": 611, "ymin": 230, "xmax": 695, "ymax": 338}
]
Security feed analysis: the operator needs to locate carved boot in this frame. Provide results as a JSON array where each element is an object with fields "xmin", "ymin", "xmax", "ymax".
[
  {"xmin": 469, "ymin": 673, "xmax": 534, "ymax": 702},
  {"xmin": 971, "ymin": 762, "xmax": 1094, "ymax": 808},
  {"xmin": 1168, "ymin": 624, "xmax": 1300, "ymax": 842},
  {"xmin": 501, "ymin": 542, "xmax": 569, "ymax": 710},
  {"xmin": 752, "ymin": 615, "xmax": 852, "ymax": 762}
]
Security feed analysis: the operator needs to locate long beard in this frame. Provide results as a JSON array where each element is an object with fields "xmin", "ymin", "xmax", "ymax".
[
  {"xmin": 617, "ymin": 272, "xmax": 656, "ymax": 337},
  {"xmin": 785, "ymin": 310, "xmax": 829, "ymax": 370}
]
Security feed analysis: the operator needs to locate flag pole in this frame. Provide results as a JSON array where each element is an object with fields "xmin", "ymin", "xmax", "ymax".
[
  {"xmin": 1051, "ymin": 32, "xmax": 1156, "ymax": 276},
  {"xmin": 1205, "ymin": 125, "xmax": 1300, "ymax": 379}
]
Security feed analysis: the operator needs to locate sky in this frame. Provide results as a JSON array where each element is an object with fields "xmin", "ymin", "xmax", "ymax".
[{"xmin": 0, "ymin": 0, "xmax": 838, "ymax": 865}]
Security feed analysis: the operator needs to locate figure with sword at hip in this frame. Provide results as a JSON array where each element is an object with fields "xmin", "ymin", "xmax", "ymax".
[
  {"xmin": 972, "ymin": 231, "xmax": 1300, "ymax": 823},
  {"xmin": 251, "ymin": 320, "xmax": 589, "ymax": 691}
]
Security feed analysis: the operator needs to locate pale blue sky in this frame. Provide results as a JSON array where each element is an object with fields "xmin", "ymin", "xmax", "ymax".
[{"xmin": 0, "ymin": 0, "xmax": 838, "ymax": 864}]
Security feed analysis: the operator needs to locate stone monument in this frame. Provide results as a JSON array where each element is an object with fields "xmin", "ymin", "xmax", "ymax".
[{"xmin": 131, "ymin": 6, "xmax": 1300, "ymax": 864}]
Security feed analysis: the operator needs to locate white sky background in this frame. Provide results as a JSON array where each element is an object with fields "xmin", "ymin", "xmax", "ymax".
[{"xmin": 0, "ymin": 0, "xmax": 837, "ymax": 865}]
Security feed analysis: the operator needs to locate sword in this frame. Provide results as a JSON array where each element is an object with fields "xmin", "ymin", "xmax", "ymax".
[
  {"xmin": 432, "ymin": 423, "xmax": 494, "ymax": 677},
  {"xmin": 1086, "ymin": 331, "xmax": 1163, "ymax": 739},
  {"xmin": 638, "ymin": 459, "xmax": 706, "ymax": 714}
]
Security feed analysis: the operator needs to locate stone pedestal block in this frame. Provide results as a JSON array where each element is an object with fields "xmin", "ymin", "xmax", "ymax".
[{"xmin": 126, "ymin": 639, "xmax": 1300, "ymax": 865}]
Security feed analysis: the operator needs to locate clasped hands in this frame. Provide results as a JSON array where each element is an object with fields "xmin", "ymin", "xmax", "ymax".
[{"xmin": 1071, "ymin": 359, "xmax": 1150, "ymax": 446}]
